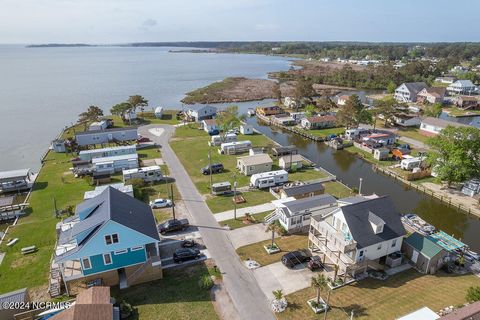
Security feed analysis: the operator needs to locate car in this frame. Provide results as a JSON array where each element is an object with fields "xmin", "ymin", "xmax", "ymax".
[
  {"xmin": 181, "ymin": 239, "xmax": 197, "ymax": 248},
  {"xmin": 398, "ymin": 143, "xmax": 410, "ymax": 150},
  {"xmin": 208, "ymin": 129, "xmax": 220, "ymax": 136},
  {"xmin": 201, "ymin": 163, "xmax": 224, "ymax": 175},
  {"xmin": 173, "ymin": 248, "xmax": 201, "ymax": 263},
  {"xmin": 281, "ymin": 250, "xmax": 311, "ymax": 268},
  {"xmin": 149, "ymin": 198, "xmax": 173, "ymax": 208},
  {"xmin": 137, "ymin": 136, "xmax": 151, "ymax": 143},
  {"xmin": 157, "ymin": 218, "xmax": 190, "ymax": 235}
]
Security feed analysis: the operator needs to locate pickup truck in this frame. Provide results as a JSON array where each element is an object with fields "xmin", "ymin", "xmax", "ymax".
[{"xmin": 157, "ymin": 219, "xmax": 189, "ymax": 235}]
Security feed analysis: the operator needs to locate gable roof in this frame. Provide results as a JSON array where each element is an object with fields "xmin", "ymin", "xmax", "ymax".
[
  {"xmin": 51, "ymin": 287, "xmax": 113, "ymax": 320},
  {"xmin": 282, "ymin": 194, "xmax": 337, "ymax": 215},
  {"xmin": 421, "ymin": 117, "xmax": 469, "ymax": 129},
  {"xmin": 340, "ymin": 196, "xmax": 405, "ymax": 249},
  {"xmin": 237, "ymin": 153, "xmax": 273, "ymax": 166},
  {"xmin": 402, "ymin": 82, "xmax": 428, "ymax": 94},
  {"xmin": 282, "ymin": 181, "xmax": 325, "ymax": 197},
  {"xmin": 452, "ymin": 79, "xmax": 475, "ymax": 87},
  {"xmin": 404, "ymin": 232, "xmax": 444, "ymax": 259},
  {"xmin": 419, "ymin": 87, "xmax": 446, "ymax": 97},
  {"xmin": 279, "ymin": 154, "xmax": 303, "ymax": 164},
  {"xmin": 188, "ymin": 105, "xmax": 216, "ymax": 111}
]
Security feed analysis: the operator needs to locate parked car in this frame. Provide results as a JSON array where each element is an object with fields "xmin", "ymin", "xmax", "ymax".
[
  {"xmin": 149, "ymin": 198, "xmax": 173, "ymax": 208},
  {"xmin": 281, "ymin": 250, "xmax": 311, "ymax": 268},
  {"xmin": 157, "ymin": 218, "xmax": 190, "ymax": 235},
  {"xmin": 398, "ymin": 143, "xmax": 410, "ymax": 150},
  {"xmin": 201, "ymin": 163, "xmax": 224, "ymax": 175},
  {"xmin": 208, "ymin": 129, "xmax": 220, "ymax": 136},
  {"xmin": 307, "ymin": 256, "xmax": 324, "ymax": 271},
  {"xmin": 137, "ymin": 136, "xmax": 151, "ymax": 143},
  {"xmin": 173, "ymin": 248, "xmax": 201, "ymax": 263},
  {"xmin": 181, "ymin": 239, "xmax": 197, "ymax": 248}
]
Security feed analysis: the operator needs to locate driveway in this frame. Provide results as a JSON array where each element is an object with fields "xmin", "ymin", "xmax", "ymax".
[
  {"xmin": 139, "ymin": 124, "xmax": 275, "ymax": 320},
  {"xmin": 214, "ymin": 203, "xmax": 275, "ymax": 222},
  {"xmin": 227, "ymin": 224, "xmax": 276, "ymax": 249},
  {"xmin": 253, "ymin": 261, "xmax": 318, "ymax": 299}
]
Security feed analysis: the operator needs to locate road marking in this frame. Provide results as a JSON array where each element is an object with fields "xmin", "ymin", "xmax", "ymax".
[{"xmin": 148, "ymin": 128, "xmax": 165, "ymax": 137}]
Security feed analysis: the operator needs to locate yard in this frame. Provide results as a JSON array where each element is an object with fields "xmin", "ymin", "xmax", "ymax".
[
  {"xmin": 114, "ymin": 263, "xmax": 218, "ymax": 320},
  {"xmin": 219, "ymin": 211, "xmax": 272, "ymax": 230},
  {"xmin": 323, "ymin": 181, "xmax": 354, "ymax": 199},
  {"xmin": 443, "ymin": 106, "xmax": 480, "ymax": 117},
  {"xmin": 205, "ymin": 190, "xmax": 275, "ymax": 213},
  {"xmin": 396, "ymin": 127, "xmax": 430, "ymax": 144},
  {"xmin": 236, "ymin": 234, "xmax": 308, "ymax": 266},
  {"xmin": 277, "ymin": 269, "xmax": 480, "ymax": 320},
  {"xmin": 303, "ymin": 127, "xmax": 345, "ymax": 138}
]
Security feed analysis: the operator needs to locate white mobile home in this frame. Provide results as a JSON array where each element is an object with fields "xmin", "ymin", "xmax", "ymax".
[
  {"xmin": 240, "ymin": 124, "xmax": 254, "ymax": 135},
  {"xmin": 154, "ymin": 107, "xmax": 163, "ymax": 118},
  {"xmin": 123, "ymin": 165, "xmax": 163, "ymax": 182},
  {"xmin": 75, "ymin": 127, "xmax": 138, "ymax": 146},
  {"xmin": 88, "ymin": 120, "xmax": 108, "ymax": 131},
  {"xmin": 219, "ymin": 141, "xmax": 252, "ymax": 155},
  {"xmin": 84, "ymin": 183, "xmax": 134, "ymax": 200},
  {"xmin": 92, "ymin": 153, "xmax": 138, "ymax": 174},
  {"xmin": 79, "ymin": 145, "xmax": 137, "ymax": 162},
  {"xmin": 250, "ymin": 170, "xmax": 288, "ymax": 189},
  {"xmin": 210, "ymin": 133, "xmax": 237, "ymax": 146},
  {"xmin": 344, "ymin": 128, "xmax": 370, "ymax": 140}
]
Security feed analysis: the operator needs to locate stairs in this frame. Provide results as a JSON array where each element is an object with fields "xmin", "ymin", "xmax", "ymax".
[
  {"xmin": 118, "ymin": 268, "xmax": 128, "ymax": 289},
  {"xmin": 49, "ymin": 263, "xmax": 62, "ymax": 297},
  {"xmin": 263, "ymin": 211, "xmax": 279, "ymax": 225},
  {"xmin": 124, "ymin": 257, "xmax": 154, "ymax": 288}
]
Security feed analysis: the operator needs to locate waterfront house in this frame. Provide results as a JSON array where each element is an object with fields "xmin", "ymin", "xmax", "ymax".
[
  {"xmin": 240, "ymin": 124, "xmax": 254, "ymax": 135},
  {"xmin": 308, "ymin": 196, "xmax": 406, "ymax": 277},
  {"xmin": 273, "ymin": 194, "xmax": 337, "ymax": 233},
  {"xmin": 402, "ymin": 232, "xmax": 447, "ymax": 274},
  {"xmin": 300, "ymin": 115, "xmax": 337, "ymax": 130},
  {"xmin": 272, "ymin": 146, "xmax": 298, "ymax": 158},
  {"xmin": 289, "ymin": 112, "xmax": 307, "ymax": 123},
  {"xmin": 417, "ymin": 87, "xmax": 446, "ymax": 104},
  {"xmin": 363, "ymin": 132, "xmax": 396, "ymax": 146},
  {"xmin": 420, "ymin": 117, "xmax": 469, "ymax": 136},
  {"xmin": 53, "ymin": 187, "xmax": 162, "ymax": 294},
  {"xmin": 447, "ymin": 80, "xmax": 478, "ymax": 95},
  {"xmin": 283, "ymin": 97, "xmax": 297, "ymax": 109},
  {"xmin": 236, "ymin": 153, "xmax": 273, "ymax": 176},
  {"xmin": 392, "ymin": 113, "xmax": 422, "ymax": 127},
  {"xmin": 92, "ymin": 153, "xmax": 139, "ymax": 174},
  {"xmin": 84, "ymin": 183, "xmax": 134, "ymax": 200},
  {"xmin": 202, "ymin": 119, "xmax": 218, "ymax": 133},
  {"xmin": 88, "ymin": 120, "xmax": 108, "ymax": 132},
  {"xmin": 455, "ymin": 96, "xmax": 479, "ymax": 110},
  {"xmin": 75, "ymin": 127, "xmax": 138, "ymax": 147},
  {"xmin": 394, "ymin": 82, "xmax": 428, "ymax": 102},
  {"xmin": 278, "ymin": 154, "xmax": 303, "ymax": 170},
  {"xmin": 272, "ymin": 115, "xmax": 296, "ymax": 126},
  {"xmin": 0, "ymin": 168, "xmax": 34, "ymax": 193},
  {"xmin": 255, "ymin": 105, "xmax": 283, "ymax": 116},
  {"xmin": 79, "ymin": 145, "xmax": 137, "ymax": 162},
  {"xmin": 278, "ymin": 181, "xmax": 325, "ymax": 199},
  {"xmin": 186, "ymin": 105, "xmax": 217, "ymax": 121},
  {"xmin": 337, "ymin": 95, "xmax": 350, "ymax": 106},
  {"xmin": 51, "ymin": 139, "xmax": 67, "ymax": 153},
  {"xmin": 435, "ymin": 76, "xmax": 456, "ymax": 84}
]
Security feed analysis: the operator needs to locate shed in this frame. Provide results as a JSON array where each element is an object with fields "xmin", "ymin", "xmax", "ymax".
[
  {"xmin": 374, "ymin": 148, "xmax": 390, "ymax": 161},
  {"xmin": 88, "ymin": 120, "xmax": 108, "ymax": 131},
  {"xmin": 240, "ymin": 124, "xmax": 254, "ymax": 135},
  {"xmin": 236, "ymin": 154, "xmax": 273, "ymax": 176},
  {"xmin": 0, "ymin": 288, "xmax": 30, "ymax": 320},
  {"xmin": 51, "ymin": 139, "xmax": 67, "ymax": 153},
  {"xmin": 278, "ymin": 154, "xmax": 304, "ymax": 170},
  {"xmin": 402, "ymin": 232, "xmax": 448, "ymax": 274}
]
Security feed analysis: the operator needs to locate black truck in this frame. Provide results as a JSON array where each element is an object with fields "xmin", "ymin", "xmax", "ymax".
[{"xmin": 157, "ymin": 219, "xmax": 190, "ymax": 235}]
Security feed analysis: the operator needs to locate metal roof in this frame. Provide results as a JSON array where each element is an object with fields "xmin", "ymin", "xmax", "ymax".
[
  {"xmin": 282, "ymin": 181, "xmax": 324, "ymax": 197},
  {"xmin": 404, "ymin": 232, "xmax": 444, "ymax": 259},
  {"xmin": 421, "ymin": 117, "xmax": 469, "ymax": 129},
  {"xmin": 91, "ymin": 153, "xmax": 138, "ymax": 164},
  {"xmin": 237, "ymin": 153, "xmax": 273, "ymax": 166},
  {"xmin": 0, "ymin": 169, "xmax": 30, "ymax": 182},
  {"xmin": 0, "ymin": 288, "xmax": 28, "ymax": 304},
  {"xmin": 282, "ymin": 194, "xmax": 337, "ymax": 216},
  {"xmin": 79, "ymin": 145, "xmax": 136, "ymax": 155},
  {"xmin": 75, "ymin": 126, "xmax": 137, "ymax": 136},
  {"xmin": 427, "ymin": 230, "xmax": 467, "ymax": 252}
]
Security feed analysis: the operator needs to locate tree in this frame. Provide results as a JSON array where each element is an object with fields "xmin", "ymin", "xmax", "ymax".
[
  {"xmin": 387, "ymin": 81, "xmax": 397, "ymax": 94},
  {"xmin": 336, "ymin": 95, "xmax": 371, "ymax": 128},
  {"xmin": 304, "ymin": 104, "xmax": 316, "ymax": 117},
  {"xmin": 265, "ymin": 222, "xmax": 282, "ymax": 248},
  {"xmin": 374, "ymin": 96, "xmax": 399, "ymax": 127},
  {"xmin": 78, "ymin": 105, "xmax": 104, "ymax": 130},
  {"xmin": 293, "ymin": 77, "xmax": 315, "ymax": 111},
  {"xmin": 273, "ymin": 84, "xmax": 282, "ymax": 106},
  {"xmin": 426, "ymin": 126, "xmax": 480, "ymax": 187},
  {"xmin": 110, "ymin": 102, "xmax": 132, "ymax": 121},
  {"xmin": 127, "ymin": 95, "xmax": 148, "ymax": 114},
  {"xmin": 311, "ymin": 274, "xmax": 328, "ymax": 305},
  {"xmin": 423, "ymin": 103, "xmax": 443, "ymax": 117},
  {"xmin": 466, "ymin": 286, "xmax": 480, "ymax": 303},
  {"xmin": 216, "ymin": 105, "xmax": 245, "ymax": 136}
]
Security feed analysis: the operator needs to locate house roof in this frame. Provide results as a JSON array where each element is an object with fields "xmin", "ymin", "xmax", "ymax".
[
  {"xmin": 79, "ymin": 145, "xmax": 136, "ymax": 155},
  {"xmin": 404, "ymin": 232, "xmax": 444, "ymax": 259},
  {"xmin": 279, "ymin": 154, "xmax": 303, "ymax": 164},
  {"xmin": 340, "ymin": 196, "xmax": 405, "ymax": 249},
  {"xmin": 91, "ymin": 153, "xmax": 138, "ymax": 164},
  {"xmin": 439, "ymin": 301, "xmax": 480, "ymax": 320},
  {"xmin": 398, "ymin": 307, "xmax": 439, "ymax": 320},
  {"xmin": 305, "ymin": 115, "xmax": 337, "ymax": 123},
  {"xmin": 458, "ymin": 96, "xmax": 478, "ymax": 102},
  {"xmin": 420, "ymin": 87, "xmax": 446, "ymax": 97},
  {"xmin": 0, "ymin": 169, "xmax": 30, "ymax": 182},
  {"xmin": 187, "ymin": 105, "xmax": 216, "ymax": 111},
  {"xmin": 403, "ymin": 82, "xmax": 428, "ymax": 94},
  {"xmin": 76, "ymin": 286, "xmax": 111, "ymax": 304},
  {"xmin": 0, "ymin": 288, "xmax": 28, "ymax": 305},
  {"xmin": 237, "ymin": 153, "xmax": 273, "ymax": 166},
  {"xmin": 51, "ymin": 287, "xmax": 113, "ymax": 320},
  {"xmin": 452, "ymin": 80, "xmax": 475, "ymax": 87},
  {"xmin": 282, "ymin": 181, "xmax": 325, "ymax": 197},
  {"xmin": 75, "ymin": 127, "xmax": 137, "ymax": 136},
  {"xmin": 421, "ymin": 117, "xmax": 469, "ymax": 129},
  {"xmin": 282, "ymin": 194, "xmax": 337, "ymax": 216}
]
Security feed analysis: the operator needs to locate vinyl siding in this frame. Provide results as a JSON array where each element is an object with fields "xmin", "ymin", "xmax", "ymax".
[{"xmin": 83, "ymin": 247, "xmax": 146, "ymax": 276}]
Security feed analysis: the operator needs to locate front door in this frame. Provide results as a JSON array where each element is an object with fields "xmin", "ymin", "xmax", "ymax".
[{"xmin": 411, "ymin": 250, "xmax": 419, "ymax": 263}]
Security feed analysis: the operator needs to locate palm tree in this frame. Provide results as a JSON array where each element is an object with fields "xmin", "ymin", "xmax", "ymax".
[
  {"xmin": 311, "ymin": 274, "xmax": 328, "ymax": 305},
  {"xmin": 265, "ymin": 222, "xmax": 281, "ymax": 248},
  {"xmin": 272, "ymin": 289, "xmax": 284, "ymax": 301}
]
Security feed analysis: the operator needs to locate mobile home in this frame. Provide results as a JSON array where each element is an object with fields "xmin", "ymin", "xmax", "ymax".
[
  {"xmin": 345, "ymin": 128, "xmax": 370, "ymax": 140},
  {"xmin": 400, "ymin": 157, "xmax": 424, "ymax": 171},
  {"xmin": 123, "ymin": 165, "xmax": 163, "ymax": 182},
  {"xmin": 79, "ymin": 145, "xmax": 137, "ymax": 162},
  {"xmin": 219, "ymin": 141, "xmax": 252, "ymax": 155},
  {"xmin": 92, "ymin": 153, "xmax": 139, "ymax": 174},
  {"xmin": 154, "ymin": 107, "xmax": 163, "ymax": 118},
  {"xmin": 236, "ymin": 153, "xmax": 273, "ymax": 176},
  {"xmin": 209, "ymin": 133, "xmax": 237, "ymax": 146},
  {"xmin": 75, "ymin": 127, "xmax": 138, "ymax": 146},
  {"xmin": 250, "ymin": 170, "xmax": 288, "ymax": 189}
]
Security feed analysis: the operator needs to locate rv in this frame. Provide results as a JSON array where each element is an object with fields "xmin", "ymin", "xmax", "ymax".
[
  {"xmin": 211, "ymin": 182, "xmax": 232, "ymax": 195},
  {"xmin": 209, "ymin": 133, "xmax": 238, "ymax": 146},
  {"xmin": 155, "ymin": 107, "xmax": 163, "ymax": 118},
  {"xmin": 345, "ymin": 128, "xmax": 370, "ymax": 140},
  {"xmin": 250, "ymin": 170, "xmax": 289, "ymax": 189},
  {"xmin": 219, "ymin": 141, "xmax": 252, "ymax": 155},
  {"xmin": 123, "ymin": 165, "xmax": 163, "ymax": 182},
  {"xmin": 401, "ymin": 157, "xmax": 424, "ymax": 171}
]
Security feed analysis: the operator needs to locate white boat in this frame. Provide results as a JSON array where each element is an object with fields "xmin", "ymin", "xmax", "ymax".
[
  {"xmin": 247, "ymin": 108, "xmax": 256, "ymax": 117},
  {"xmin": 401, "ymin": 213, "xmax": 436, "ymax": 235}
]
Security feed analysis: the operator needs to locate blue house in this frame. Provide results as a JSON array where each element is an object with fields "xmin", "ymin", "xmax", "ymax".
[{"xmin": 53, "ymin": 187, "xmax": 162, "ymax": 294}]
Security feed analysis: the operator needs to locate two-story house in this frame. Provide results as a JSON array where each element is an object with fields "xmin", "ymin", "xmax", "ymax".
[
  {"xmin": 394, "ymin": 82, "xmax": 428, "ymax": 102},
  {"xmin": 447, "ymin": 80, "xmax": 478, "ymax": 95},
  {"xmin": 53, "ymin": 187, "xmax": 162, "ymax": 295},
  {"xmin": 186, "ymin": 105, "xmax": 217, "ymax": 121},
  {"xmin": 308, "ymin": 196, "xmax": 406, "ymax": 277}
]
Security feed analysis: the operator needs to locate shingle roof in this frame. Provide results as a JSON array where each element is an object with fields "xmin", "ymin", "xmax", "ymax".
[
  {"xmin": 340, "ymin": 196, "xmax": 405, "ymax": 249},
  {"xmin": 279, "ymin": 154, "xmax": 303, "ymax": 164},
  {"xmin": 282, "ymin": 181, "xmax": 324, "ymax": 197},
  {"xmin": 75, "ymin": 127, "xmax": 137, "ymax": 136},
  {"xmin": 404, "ymin": 232, "xmax": 444, "ymax": 259},
  {"xmin": 282, "ymin": 194, "xmax": 337, "ymax": 216},
  {"xmin": 404, "ymin": 82, "xmax": 428, "ymax": 94},
  {"xmin": 306, "ymin": 115, "xmax": 337, "ymax": 123},
  {"xmin": 439, "ymin": 301, "xmax": 480, "ymax": 320},
  {"xmin": 0, "ymin": 288, "xmax": 28, "ymax": 305},
  {"xmin": 421, "ymin": 117, "xmax": 469, "ymax": 129},
  {"xmin": 420, "ymin": 87, "xmax": 446, "ymax": 97},
  {"xmin": 51, "ymin": 287, "xmax": 113, "ymax": 320},
  {"xmin": 237, "ymin": 153, "xmax": 273, "ymax": 166}
]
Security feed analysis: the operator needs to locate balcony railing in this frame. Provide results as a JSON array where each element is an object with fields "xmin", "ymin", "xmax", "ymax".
[{"xmin": 311, "ymin": 219, "xmax": 357, "ymax": 253}]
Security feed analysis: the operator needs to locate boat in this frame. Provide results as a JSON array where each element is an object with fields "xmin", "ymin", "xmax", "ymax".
[
  {"xmin": 401, "ymin": 213, "xmax": 436, "ymax": 235},
  {"xmin": 247, "ymin": 108, "xmax": 256, "ymax": 117}
]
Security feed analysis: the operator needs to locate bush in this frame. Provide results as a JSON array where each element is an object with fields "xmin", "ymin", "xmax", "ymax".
[
  {"xmin": 466, "ymin": 286, "xmax": 480, "ymax": 302},
  {"xmin": 198, "ymin": 275, "xmax": 214, "ymax": 290}
]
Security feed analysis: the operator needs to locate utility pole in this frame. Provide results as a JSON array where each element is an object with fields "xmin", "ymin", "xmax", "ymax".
[
  {"xmin": 170, "ymin": 184, "xmax": 176, "ymax": 221},
  {"xmin": 233, "ymin": 175, "xmax": 238, "ymax": 220},
  {"xmin": 208, "ymin": 150, "xmax": 213, "ymax": 194},
  {"xmin": 358, "ymin": 177, "xmax": 363, "ymax": 195},
  {"xmin": 323, "ymin": 289, "xmax": 332, "ymax": 320}
]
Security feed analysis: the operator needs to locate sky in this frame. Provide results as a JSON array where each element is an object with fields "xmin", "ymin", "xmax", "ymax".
[{"xmin": 0, "ymin": 0, "xmax": 479, "ymax": 44}]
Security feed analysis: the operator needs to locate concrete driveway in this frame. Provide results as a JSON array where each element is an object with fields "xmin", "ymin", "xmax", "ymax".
[
  {"xmin": 228, "ymin": 224, "xmax": 277, "ymax": 249},
  {"xmin": 253, "ymin": 261, "xmax": 319, "ymax": 299}
]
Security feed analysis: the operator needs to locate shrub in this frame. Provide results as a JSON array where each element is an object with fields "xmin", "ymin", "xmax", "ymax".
[
  {"xmin": 199, "ymin": 275, "xmax": 214, "ymax": 290},
  {"xmin": 466, "ymin": 286, "xmax": 480, "ymax": 303}
]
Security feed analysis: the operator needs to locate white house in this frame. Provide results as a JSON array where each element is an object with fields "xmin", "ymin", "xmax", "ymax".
[
  {"xmin": 154, "ymin": 107, "xmax": 163, "ymax": 118},
  {"xmin": 202, "ymin": 119, "xmax": 218, "ymax": 133},
  {"xmin": 447, "ymin": 80, "xmax": 478, "ymax": 95},
  {"xmin": 186, "ymin": 105, "xmax": 217, "ymax": 121},
  {"xmin": 392, "ymin": 113, "xmax": 421, "ymax": 127},
  {"xmin": 236, "ymin": 153, "xmax": 273, "ymax": 176},
  {"xmin": 394, "ymin": 82, "xmax": 428, "ymax": 102},
  {"xmin": 240, "ymin": 124, "xmax": 254, "ymax": 135},
  {"xmin": 278, "ymin": 154, "xmax": 303, "ymax": 170},
  {"xmin": 434, "ymin": 76, "xmax": 456, "ymax": 84},
  {"xmin": 419, "ymin": 117, "xmax": 469, "ymax": 136},
  {"xmin": 300, "ymin": 115, "xmax": 337, "ymax": 130},
  {"xmin": 308, "ymin": 196, "xmax": 406, "ymax": 276},
  {"xmin": 88, "ymin": 120, "xmax": 108, "ymax": 131}
]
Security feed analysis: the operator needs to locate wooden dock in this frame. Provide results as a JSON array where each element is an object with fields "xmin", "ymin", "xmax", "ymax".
[{"xmin": 255, "ymin": 114, "xmax": 324, "ymax": 142}]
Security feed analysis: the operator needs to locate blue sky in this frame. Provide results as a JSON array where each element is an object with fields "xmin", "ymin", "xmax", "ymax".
[{"xmin": 0, "ymin": 0, "xmax": 478, "ymax": 43}]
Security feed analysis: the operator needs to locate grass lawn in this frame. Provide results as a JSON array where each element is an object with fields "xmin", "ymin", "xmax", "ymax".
[
  {"xmin": 236, "ymin": 234, "xmax": 308, "ymax": 266},
  {"xmin": 206, "ymin": 190, "xmax": 275, "ymax": 213},
  {"xmin": 219, "ymin": 211, "xmax": 271, "ymax": 229},
  {"xmin": 396, "ymin": 127, "xmax": 429, "ymax": 144},
  {"xmin": 444, "ymin": 106, "xmax": 480, "ymax": 117},
  {"xmin": 343, "ymin": 145, "xmax": 397, "ymax": 167},
  {"xmin": 278, "ymin": 269, "xmax": 480, "ymax": 320},
  {"xmin": 114, "ymin": 263, "xmax": 218, "ymax": 320},
  {"xmin": 304, "ymin": 127, "xmax": 345, "ymax": 138},
  {"xmin": 137, "ymin": 146, "xmax": 162, "ymax": 161},
  {"xmin": 288, "ymin": 167, "xmax": 328, "ymax": 181},
  {"xmin": 323, "ymin": 181, "xmax": 354, "ymax": 199}
]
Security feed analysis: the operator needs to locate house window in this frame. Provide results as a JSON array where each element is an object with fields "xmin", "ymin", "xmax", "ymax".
[
  {"xmin": 105, "ymin": 233, "xmax": 119, "ymax": 245},
  {"xmin": 377, "ymin": 243, "xmax": 382, "ymax": 250},
  {"xmin": 131, "ymin": 246, "xmax": 144, "ymax": 251},
  {"xmin": 103, "ymin": 253, "xmax": 112, "ymax": 265},
  {"xmin": 114, "ymin": 249, "xmax": 128, "ymax": 255},
  {"xmin": 359, "ymin": 250, "xmax": 364, "ymax": 257},
  {"xmin": 82, "ymin": 257, "xmax": 92, "ymax": 269},
  {"xmin": 391, "ymin": 239, "xmax": 397, "ymax": 247}
]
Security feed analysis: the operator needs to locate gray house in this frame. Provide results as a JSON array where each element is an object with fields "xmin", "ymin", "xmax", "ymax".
[
  {"xmin": 75, "ymin": 127, "xmax": 138, "ymax": 146},
  {"xmin": 186, "ymin": 105, "xmax": 217, "ymax": 121},
  {"xmin": 394, "ymin": 82, "xmax": 428, "ymax": 102}
]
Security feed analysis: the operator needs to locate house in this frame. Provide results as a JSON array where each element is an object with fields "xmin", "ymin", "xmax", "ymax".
[
  {"xmin": 92, "ymin": 154, "xmax": 139, "ymax": 174},
  {"xmin": 240, "ymin": 124, "xmax": 254, "ymax": 135},
  {"xmin": 274, "ymin": 194, "xmax": 337, "ymax": 232},
  {"xmin": 278, "ymin": 154, "xmax": 303, "ymax": 170},
  {"xmin": 88, "ymin": 120, "xmax": 108, "ymax": 132},
  {"xmin": 435, "ymin": 76, "xmax": 456, "ymax": 85},
  {"xmin": 0, "ymin": 168, "xmax": 34, "ymax": 193},
  {"xmin": 278, "ymin": 181, "xmax": 325, "ymax": 199},
  {"xmin": 455, "ymin": 96, "xmax": 479, "ymax": 110},
  {"xmin": 53, "ymin": 187, "xmax": 162, "ymax": 294},
  {"xmin": 420, "ymin": 117, "xmax": 469, "ymax": 136},
  {"xmin": 79, "ymin": 145, "xmax": 137, "ymax": 162},
  {"xmin": 301, "ymin": 115, "xmax": 337, "ymax": 130},
  {"xmin": 236, "ymin": 153, "xmax": 273, "ymax": 176},
  {"xmin": 186, "ymin": 105, "xmax": 217, "ymax": 121},
  {"xmin": 50, "ymin": 286, "xmax": 117, "ymax": 320},
  {"xmin": 393, "ymin": 113, "xmax": 422, "ymax": 127},
  {"xmin": 52, "ymin": 139, "xmax": 67, "ymax": 153},
  {"xmin": 447, "ymin": 80, "xmax": 478, "ymax": 95},
  {"xmin": 337, "ymin": 95, "xmax": 350, "ymax": 106},
  {"xmin": 363, "ymin": 132, "xmax": 396, "ymax": 145},
  {"xmin": 289, "ymin": 112, "xmax": 307, "ymax": 123},
  {"xmin": 394, "ymin": 82, "xmax": 428, "ymax": 102},
  {"xmin": 308, "ymin": 196, "xmax": 406, "ymax": 277},
  {"xmin": 154, "ymin": 107, "xmax": 163, "ymax": 118},
  {"xmin": 398, "ymin": 307, "xmax": 440, "ymax": 320},
  {"xmin": 272, "ymin": 115, "xmax": 296, "ymax": 126},
  {"xmin": 402, "ymin": 232, "xmax": 448, "ymax": 274},
  {"xmin": 84, "ymin": 183, "xmax": 133, "ymax": 200},
  {"xmin": 0, "ymin": 288, "xmax": 29, "ymax": 320},
  {"xmin": 417, "ymin": 87, "xmax": 446, "ymax": 104},
  {"xmin": 202, "ymin": 119, "xmax": 218, "ymax": 133},
  {"xmin": 255, "ymin": 106, "xmax": 283, "ymax": 116},
  {"xmin": 75, "ymin": 127, "xmax": 138, "ymax": 147},
  {"xmin": 439, "ymin": 301, "xmax": 480, "ymax": 320},
  {"xmin": 272, "ymin": 146, "xmax": 298, "ymax": 158}
]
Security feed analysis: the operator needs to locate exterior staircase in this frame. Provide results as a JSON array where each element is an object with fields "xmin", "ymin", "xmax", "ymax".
[
  {"xmin": 49, "ymin": 262, "xmax": 62, "ymax": 297},
  {"xmin": 118, "ymin": 268, "xmax": 128, "ymax": 290},
  {"xmin": 263, "ymin": 211, "xmax": 279, "ymax": 225}
]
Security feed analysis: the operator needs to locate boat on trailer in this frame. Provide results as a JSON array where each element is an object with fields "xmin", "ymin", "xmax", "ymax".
[{"xmin": 401, "ymin": 213, "xmax": 436, "ymax": 235}]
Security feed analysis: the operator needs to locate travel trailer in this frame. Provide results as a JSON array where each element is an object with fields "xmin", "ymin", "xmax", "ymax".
[
  {"xmin": 123, "ymin": 165, "xmax": 163, "ymax": 182},
  {"xmin": 250, "ymin": 170, "xmax": 288, "ymax": 189},
  {"xmin": 209, "ymin": 133, "xmax": 237, "ymax": 146},
  {"xmin": 219, "ymin": 141, "xmax": 252, "ymax": 155}
]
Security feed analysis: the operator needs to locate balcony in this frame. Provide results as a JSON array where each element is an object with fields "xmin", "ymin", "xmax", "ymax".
[{"xmin": 310, "ymin": 219, "xmax": 357, "ymax": 254}]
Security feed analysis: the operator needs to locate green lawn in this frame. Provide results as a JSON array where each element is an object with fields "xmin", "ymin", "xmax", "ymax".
[
  {"xmin": 206, "ymin": 190, "xmax": 275, "ymax": 213},
  {"xmin": 396, "ymin": 127, "xmax": 429, "ymax": 144},
  {"xmin": 137, "ymin": 146, "xmax": 162, "ymax": 161},
  {"xmin": 114, "ymin": 263, "xmax": 218, "ymax": 320},
  {"xmin": 304, "ymin": 127, "xmax": 345, "ymax": 138},
  {"xmin": 278, "ymin": 269, "xmax": 480, "ymax": 320},
  {"xmin": 343, "ymin": 145, "xmax": 398, "ymax": 167},
  {"xmin": 219, "ymin": 211, "xmax": 272, "ymax": 229},
  {"xmin": 444, "ymin": 106, "xmax": 480, "ymax": 117},
  {"xmin": 323, "ymin": 181, "xmax": 354, "ymax": 199}
]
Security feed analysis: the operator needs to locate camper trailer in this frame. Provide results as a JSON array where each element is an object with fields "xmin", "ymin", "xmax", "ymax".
[
  {"xmin": 345, "ymin": 128, "xmax": 370, "ymax": 140},
  {"xmin": 401, "ymin": 157, "xmax": 424, "ymax": 171},
  {"xmin": 250, "ymin": 170, "xmax": 288, "ymax": 189},
  {"xmin": 209, "ymin": 133, "xmax": 238, "ymax": 146},
  {"xmin": 211, "ymin": 182, "xmax": 232, "ymax": 195},
  {"xmin": 155, "ymin": 107, "xmax": 163, "ymax": 118},
  {"xmin": 123, "ymin": 165, "xmax": 163, "ymax": 183},
  {"xmin": 219, "ymin": 141, "xmax": 252, "ymax": 155},
  {"xmin": 79, "ymin": 145, "xmax": 137, "ymax": 162},
  {"xmin": 92, "ymin": 154, "xmax": 138, "ymax": 174}
]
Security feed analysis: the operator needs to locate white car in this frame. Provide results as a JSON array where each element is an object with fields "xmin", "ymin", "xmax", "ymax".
[{"xmin": 149, "ymin": 198, "xmax": 172, "ymax": 208}]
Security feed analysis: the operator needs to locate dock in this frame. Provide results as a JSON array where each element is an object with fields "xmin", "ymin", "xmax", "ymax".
[{"xmin": 255, "ymin": 113, "xmax": 325, "ymax": 142}]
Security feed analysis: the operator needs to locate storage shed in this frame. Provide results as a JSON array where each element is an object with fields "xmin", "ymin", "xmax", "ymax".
[{"xmin": 402, "ymin": 232, "xmax": 448, "ymax": 274}]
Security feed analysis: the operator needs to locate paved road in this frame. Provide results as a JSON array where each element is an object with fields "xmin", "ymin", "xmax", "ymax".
[{"xmin": 139, "ymin": 124, "xmax": 275, "ymax": 320}]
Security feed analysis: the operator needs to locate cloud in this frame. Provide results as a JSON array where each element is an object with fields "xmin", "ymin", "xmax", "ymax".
[{"xmin": 142, "ymin": 18, "xmax": 157, "ymax": 27}]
